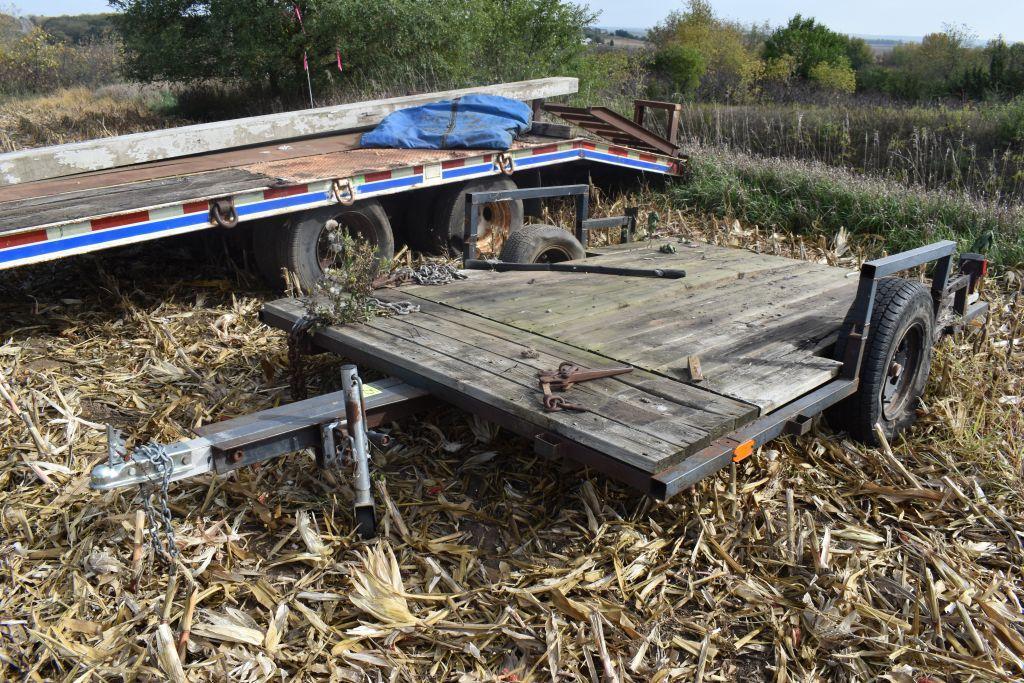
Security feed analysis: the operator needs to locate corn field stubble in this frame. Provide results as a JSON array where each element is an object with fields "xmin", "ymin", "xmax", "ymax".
[
  {"xmin": 674, "ymin": 100, "xmax": 1024, "ymax": 203},
  {"xmin": 0, "ymin": 202, "xmax": 1022, "ymax": 680},
  {"xmin": 0, "ymin": 87, "xmax": 1022, "ymax": 680}
]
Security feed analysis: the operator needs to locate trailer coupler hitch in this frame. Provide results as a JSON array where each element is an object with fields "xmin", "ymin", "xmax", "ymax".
[{"xmin": 90, "ymin": 365, "xmax": 400, "ymax": 539}]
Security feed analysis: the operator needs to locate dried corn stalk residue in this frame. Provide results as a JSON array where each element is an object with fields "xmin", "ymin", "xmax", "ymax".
[{"xmin": 0, "ymin": 201, "xmax": 1022, "ymax": 681}]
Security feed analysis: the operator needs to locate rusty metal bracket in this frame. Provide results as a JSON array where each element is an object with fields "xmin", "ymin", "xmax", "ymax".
[
  {"xmin": 538, "ymin": 362, "xmax": 633, "ymax": 412},
  {"xmin": 210, "ymin": 198, "xmax": 239, "ymax": 228},
  {"xmin": 544, "ymin": 104, "xmax": 681, "ymax": 156}
]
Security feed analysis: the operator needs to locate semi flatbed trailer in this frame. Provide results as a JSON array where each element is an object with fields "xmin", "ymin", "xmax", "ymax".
[
  {"xmin": 0, "ymin": 78, "xmax": 685, "ymax": 288},
  {"xmin": 89, "ymin": 184, "xmax": 990, "ymax": 539}
]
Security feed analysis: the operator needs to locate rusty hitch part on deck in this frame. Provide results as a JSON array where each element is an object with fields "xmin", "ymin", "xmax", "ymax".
[{"xmin": 538, "ymin": 362, "xmax": 633, "ymax": 412}]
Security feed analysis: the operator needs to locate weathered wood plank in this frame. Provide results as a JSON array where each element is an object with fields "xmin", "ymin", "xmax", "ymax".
[
  {"xmin": 264, "ymin": 298, "xmax": 681, "ymax": 472},
  {"xmin": 512, "ymin": 264, "xmax": 829, "ymax": 342},
  {"xmin": 394, "ymin": 292, "xmax": 757, "ymax": 430},
  {"xmin": 0, "ymin": 169, "xmax": 270, "ymax": 232},
  {"xmin": 368, "ymin": 313, "xmax": 710, "ymax": 454},
  {"xmin": 376, "ymin": 294, "xmax": 754, "ymax": 448},
  {"xmin": 402, "ymin": 240, "xmax": 856, "ymax": 413},
  {"xmin": 585, "ymin": 267, "xmax": 855, "ymax": 356}
]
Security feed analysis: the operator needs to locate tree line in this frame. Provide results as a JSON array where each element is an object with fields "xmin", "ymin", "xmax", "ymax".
[
  {"xmin": 3, "ymin": 1, "xmax": 1024, "ymax": 108},
  {"xmin": 648, "ymin": 1, "xmax": 1024, "ymax": 104}
]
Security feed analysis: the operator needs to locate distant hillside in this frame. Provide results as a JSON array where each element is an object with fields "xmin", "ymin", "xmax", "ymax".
[
  {"xmin": 30, "ymin": 14, "xmax": 117, "ymax": 44},
  {"xmin": 586, "ymin": 27, "xmax": 651, "ymax": 51}
]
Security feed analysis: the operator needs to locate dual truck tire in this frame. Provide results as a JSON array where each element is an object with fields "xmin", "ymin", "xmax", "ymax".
[{"xmin": 253, "ymin": 177, "xmax": 526, "ymax": 290}]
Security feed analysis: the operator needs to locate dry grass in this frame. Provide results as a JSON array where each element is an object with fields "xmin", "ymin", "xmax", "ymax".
[
  {"xmin": 0, "ymin": 85, "xmax": 180, "ymax": 152},
  {"xmin": 0, "ymin": 209, "xmax": 1021, "ymax": 681}
]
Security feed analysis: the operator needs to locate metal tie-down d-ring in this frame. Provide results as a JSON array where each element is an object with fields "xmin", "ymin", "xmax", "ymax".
[
  {"xmin": 332, "ymin": 178, "xmax": 356, "ymax": 206},
  {"xmin": 210, "ymin": 198, "xmax": 239, "ymax": 228},
  {"xmin": 495, "ymin": 153, "xmax": 515, "ymax": 176}
]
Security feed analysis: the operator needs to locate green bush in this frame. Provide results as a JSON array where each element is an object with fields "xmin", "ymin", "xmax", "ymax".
[
  {"xmin": 649, "ymin": 44, "xmax": 705, "ymax": 99},
  {"xmin": 809, "ymin": 59, "xmax": 856, "ymax": 94}
]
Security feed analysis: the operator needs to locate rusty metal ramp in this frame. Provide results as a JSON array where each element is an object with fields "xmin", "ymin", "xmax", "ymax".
[{"xmin": 544, "ymin": 104, "xmax": 681, "ymax": 156}]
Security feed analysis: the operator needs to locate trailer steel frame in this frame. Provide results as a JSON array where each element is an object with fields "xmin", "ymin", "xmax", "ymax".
[{"xmin": 91, "ymin": 209, "xmax": 990, "ymax": 522}]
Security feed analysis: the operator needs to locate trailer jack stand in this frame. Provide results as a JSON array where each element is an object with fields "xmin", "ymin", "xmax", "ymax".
[{"xmin": 341, "ymin": 365, "xmax": 377, "ymax": 539}]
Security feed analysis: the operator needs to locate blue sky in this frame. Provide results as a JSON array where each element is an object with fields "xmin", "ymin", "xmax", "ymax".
[{"xmin": 28, "ymin": 0, "xmax": 1024, "ymax": 42}]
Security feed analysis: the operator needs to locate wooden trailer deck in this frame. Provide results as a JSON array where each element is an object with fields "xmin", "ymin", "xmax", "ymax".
[
  {"xmin": 0, "ymin": 133, "xmax": 562, "ymax": 233},
  {"xmin": 261, "ymin": 239, "xmax": 860, "ymax": 480}
]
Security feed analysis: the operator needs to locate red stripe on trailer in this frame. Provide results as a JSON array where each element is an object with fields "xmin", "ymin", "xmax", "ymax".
[
  {"xmin": 0, "ymin": 229, "xmax": 47, "ymax": 250},
  {"xmin": 91, "ymin": 211, "xmax": 150, "ymax": 231},
  {"xmin": 580, "ymin": 141, "xmax": 597, "ymax": 151},
  {"xmin": 442, "ymin": 159, "xmax": 465, "ymax": 169},
  {"xmin": 532, "ymin": 144, "xmax": 559, "ymax": 155},
  {"xmin": 639, "ymin": 153, "xmax": 658, "ymax": 163},
  {"xmin": 363, "ymin": 171, "xmax": 392, "ymax": 183},
  {"xmin": 483, "ymin": 154, "xmax": 493, "ymax": 162},
  {"xmin": 608, "ymin": 147, "xmax": 629, "ymax": 157},
  {"xmin": 413, "ymin": 165, "xmax": 423, "ymax": 174},
  {"xmin": 263, "ymin": 185, "xmax": 309, "ymax": 200},
  {"xmin": 183, "ymin": 200, "xmax": 209, "ymax": 214}
]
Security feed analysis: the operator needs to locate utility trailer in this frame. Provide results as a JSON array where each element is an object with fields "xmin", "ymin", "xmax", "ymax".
[
  {"xmin": 0, "ymin": 77, "xmax": 687, "ymax": 289},
  {"xmin": 89, "ymin": 184, "xmax": 990, "ymax": 538}
]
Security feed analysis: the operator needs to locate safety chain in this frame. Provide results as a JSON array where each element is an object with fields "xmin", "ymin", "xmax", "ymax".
[
  {"xmin": 370, "ymin": 298, "xmax": 420, "ymax": 316},
  {"xmin": 390, "ymin": 262, "xmax": 468, "ymax": 287},
  {"xmin": 288, "ymin": 314, "xmax": 316, "ymax": 401},
  {"xmin": 133, "ymin": 442, "xmax": 180, "ymax": 575}
]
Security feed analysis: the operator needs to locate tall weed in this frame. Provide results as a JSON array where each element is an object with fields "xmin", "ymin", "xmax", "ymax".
[{"xmin": 674, "ymin": 146, "xmax": 1024, "ymax": 267}]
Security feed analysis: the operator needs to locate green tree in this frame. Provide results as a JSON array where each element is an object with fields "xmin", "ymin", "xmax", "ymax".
[
  {"xmin": 36, "ymin": 14, "xmax": 116, "ymax": 44},
  {"xmin": 649, "ymin": 43, "xmax": 705, "ymax": 98},
  {"xmin": 763, "ymin": 15, "xmax": 866, "ymax": 79},
  {"xmin": 649, "ymin": 0, "xmax": 761, "ymax": 101},
  {"xmin": 111, "ymin": 0, "xmax": 595, "ymax": 97}
]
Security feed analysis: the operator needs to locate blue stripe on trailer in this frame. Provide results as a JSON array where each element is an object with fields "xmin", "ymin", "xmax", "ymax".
[
  {"xmin": 0, "ymin": 189, "xmax": 331, "ymax": 266},
  {"xmin": 581, "ymin": 150, "xmax": 670, "ymax": 173},
  {"xmin": 356, "ymin": 175, "xmax": 424, "ymax": 194},
  {"xmin": 442, "ymin": 163, "xmax": 494, "ymax": 180},
  {"xmin": 0, "ymin": 213, "xmax": 207, "ymax": 264},
  {"xmin": 238, "ymin": 190, "xmax": 331, "ymax": 217},
  {"xmin": 515, "ymin": 150, "xmax": 581, "ymax": 168}
]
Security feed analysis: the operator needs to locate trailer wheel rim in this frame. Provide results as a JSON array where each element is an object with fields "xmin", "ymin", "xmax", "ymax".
[
  {"xmin": 535, "ymin": 245, "xmax": 576, "ymax": 263},
  {"xmin": 881, "ymin": 321, "xmax": 925, "ymax": 421},
  {"xmin": 452, "ymin": 201, "xmax": 514, "ymax": 256},
  {"xmin": 317, "ymin": 213, "xmax": 376, "ymax": 271}
]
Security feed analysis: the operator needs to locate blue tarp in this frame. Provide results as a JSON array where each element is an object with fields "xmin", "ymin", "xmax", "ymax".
[{"xmin": 360, "ymin": 94, "xmax": 532, "ymax": 150}]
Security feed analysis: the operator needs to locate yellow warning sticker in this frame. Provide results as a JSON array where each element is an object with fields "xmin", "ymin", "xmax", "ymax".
[{"xmin": 363, "ymin": 384, "xmax": 382, "ymax": 399}]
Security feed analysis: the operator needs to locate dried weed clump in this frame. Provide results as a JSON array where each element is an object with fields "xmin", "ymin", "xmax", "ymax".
[
  {"xmin": 305, "ymin": 223, "xmax": 387, "ymax": 327},
  {"xmin": 0, "ymin": 211, "xmax": 1021, "ymax": 681}
]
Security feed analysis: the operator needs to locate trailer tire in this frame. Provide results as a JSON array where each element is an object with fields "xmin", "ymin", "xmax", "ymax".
[
  {"xmin": 264, "ymin": 201, "xmax": 394, "ymax": 291},
  {"xmin": 428, "ymin": 177, "xmax": 523, "ymax": 256},
  {"xmin": 837, "ymin": 278, "xmax": 934, "ymax": 446},
  {"xmin": 499, "ymin": 224, "xmax": 586, "ymax": 264}
]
